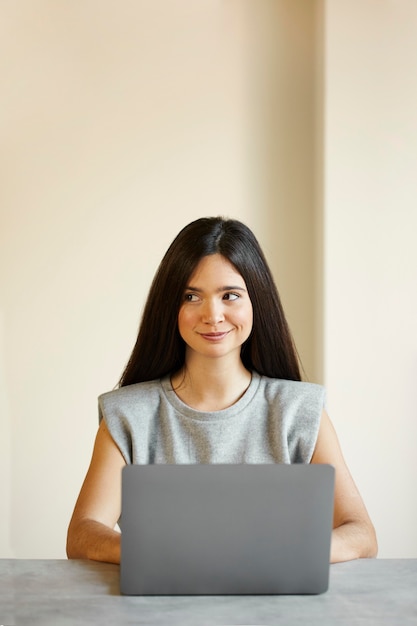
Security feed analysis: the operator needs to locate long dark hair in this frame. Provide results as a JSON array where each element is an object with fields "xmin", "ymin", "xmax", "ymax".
[{"xmin": 119, "ymin": 217, "xmax": 302, "ymax": 386}]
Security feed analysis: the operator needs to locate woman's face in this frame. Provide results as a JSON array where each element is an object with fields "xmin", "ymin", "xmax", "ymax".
[{"xmin": 177, "ymin": 254, "xmax": 253, "ymax": 364}]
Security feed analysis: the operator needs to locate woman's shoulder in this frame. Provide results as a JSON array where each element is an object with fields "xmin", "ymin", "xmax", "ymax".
[
  {"xmin": 98, "ymin": 378, "xmax": 164, "ymax": 410},
  {"xmin": 257, "ymin": 374, "xmax": 325, "ymax": 403}
]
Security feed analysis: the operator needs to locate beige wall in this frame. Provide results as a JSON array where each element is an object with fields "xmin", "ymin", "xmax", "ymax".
[
  {"xmin": 324, "ymin": 0, "xmax": 417, "ymax": 557},
  {"xmin": 244, "ymin": 1, "xmax": 320, "ymax": 382},
  {"xmin": 0, "ymin": 1, "xmax": 317, "ymax": 558},
  {"xmin": 1, "ymin": 1, "xmax": 416, "ymax": 560}
]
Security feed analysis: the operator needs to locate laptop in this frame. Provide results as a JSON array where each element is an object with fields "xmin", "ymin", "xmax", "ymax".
[{"xmin": 120, "ymin": 463, "xmax": 335, "ymax": 596}]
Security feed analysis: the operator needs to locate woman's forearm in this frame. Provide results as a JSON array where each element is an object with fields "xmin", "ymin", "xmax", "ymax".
[
  {"xmin": 330, "ymin": 520, "xmax": 378, "ymax": 564},
  {"xmin": 66, "ymin": 518, "xmax": 121, "ymax": 565}
]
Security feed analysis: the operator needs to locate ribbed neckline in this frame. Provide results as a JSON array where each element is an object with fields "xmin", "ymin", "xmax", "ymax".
[{"xmin": 160, "ymin": 371, "xmax": 261, "ymax": 422}]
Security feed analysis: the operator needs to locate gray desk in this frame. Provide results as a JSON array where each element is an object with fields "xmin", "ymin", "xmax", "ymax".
[{"xmin": 1, "ymin": 559, "xmax": 416, "ymax": 625}]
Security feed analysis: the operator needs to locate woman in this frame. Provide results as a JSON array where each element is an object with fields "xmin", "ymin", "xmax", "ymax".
[{"xmin": 67, "ymin": 216, "xmax": 377, "ymax": 564}]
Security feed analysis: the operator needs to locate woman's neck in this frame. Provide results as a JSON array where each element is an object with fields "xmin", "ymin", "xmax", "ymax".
[{"xmin": 171, "ymin": 358, "xmax": 252, "ymax": 412}]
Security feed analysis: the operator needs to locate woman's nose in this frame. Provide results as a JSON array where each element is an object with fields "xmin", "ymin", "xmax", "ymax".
[{"xmin": 202, "ymin": 300, "xmax": 224, "ymax": 324}]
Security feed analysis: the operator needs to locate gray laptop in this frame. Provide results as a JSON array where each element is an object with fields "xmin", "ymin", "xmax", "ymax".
[{"xmin": 120, "ymin": 463, "xmax": 335, "ymax": 596}]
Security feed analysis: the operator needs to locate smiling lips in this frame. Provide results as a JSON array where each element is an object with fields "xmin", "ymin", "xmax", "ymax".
[{"xmin": 198, "ymin": 331, "xmax": 231, "ymax": 341}]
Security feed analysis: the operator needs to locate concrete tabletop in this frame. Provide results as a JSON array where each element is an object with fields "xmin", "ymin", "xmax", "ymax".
[{"xmin": 1, "ymin": 558, "xmax": 416, "ymax": 625}]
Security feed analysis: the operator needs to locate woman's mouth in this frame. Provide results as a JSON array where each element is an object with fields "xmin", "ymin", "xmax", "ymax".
[{"xmin": 199, "ymin": 331, "xmax": 231, "ymax": 341}]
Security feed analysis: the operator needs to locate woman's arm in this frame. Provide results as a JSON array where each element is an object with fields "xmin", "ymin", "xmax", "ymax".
[
  {"xmin": 66, "ymin": 420, "xmax": 126, "ymax": 564},
  {"xmin": 311, "ymin": 410, "xmax": 378, "ymax": 563}
]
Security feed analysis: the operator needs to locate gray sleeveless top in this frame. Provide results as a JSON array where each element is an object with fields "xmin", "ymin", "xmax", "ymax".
[{"xmin": 98, "ymin": 372, "xmax": 325, "ymax": 465}]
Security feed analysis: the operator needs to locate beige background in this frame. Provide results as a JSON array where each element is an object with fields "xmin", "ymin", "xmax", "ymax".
[{"xmin": 1, "ymin": 1, "xmax": 416, "ymax": 559}]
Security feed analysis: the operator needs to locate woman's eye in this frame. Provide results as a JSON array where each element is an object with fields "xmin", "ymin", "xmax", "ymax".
[
  {"xmin": 184, "ymin": 293, "xmax": 199, "ymax": 302},
  {"xmin": 223, "ymin": 292, "xmax": 240, "ymax": 301}
]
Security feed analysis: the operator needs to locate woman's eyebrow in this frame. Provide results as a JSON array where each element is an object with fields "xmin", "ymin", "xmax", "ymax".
[{"xmin": 185, "ymin": 285, "xmax": 247, "ymax": 292}]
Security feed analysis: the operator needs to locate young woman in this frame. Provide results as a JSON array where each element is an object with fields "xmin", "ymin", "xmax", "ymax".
[{"xmin": 67, "ymin": 217, "xmax": 377, "ymax": 565}]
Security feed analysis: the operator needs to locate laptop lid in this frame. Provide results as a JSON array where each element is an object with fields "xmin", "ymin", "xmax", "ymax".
[{"xmin": 120, "ymin": 463, "xmax": 335, "ymax": 595}]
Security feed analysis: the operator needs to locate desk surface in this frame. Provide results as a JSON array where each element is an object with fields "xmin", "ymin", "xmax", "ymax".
[{"xmin": 1, "ymin": 558, "xmax": 416, "ymax": 625}]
